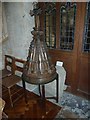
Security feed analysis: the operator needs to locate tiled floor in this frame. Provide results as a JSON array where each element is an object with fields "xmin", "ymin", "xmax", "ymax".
[
  {"xmin": 58, "ymin": 91, "xmax": 90, "ymax": 119},
  {"xmin": 34, "ymin": 89, "xmax": 90, "ymax": 119}
]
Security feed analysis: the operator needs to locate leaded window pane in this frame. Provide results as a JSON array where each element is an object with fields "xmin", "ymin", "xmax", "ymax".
[
  {"xmin": 83, "ymin": 2, "xmax": 90, "ymax": 52},
  {"xmin": 60, "ymin": 3, "xmax": 76, "ymax": 51},
  {"xmin": 45, "ymin": 3, "xmax": 56, "ymax": 48}
]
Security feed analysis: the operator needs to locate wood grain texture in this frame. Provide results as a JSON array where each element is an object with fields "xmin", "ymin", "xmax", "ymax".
[
  {"xmin": 39, "ymin": 2, "xmax": 90, "ymax": 99},
  {"xmin": 3, "ymin": 85, "xmax": 61, "ymax": 119}
]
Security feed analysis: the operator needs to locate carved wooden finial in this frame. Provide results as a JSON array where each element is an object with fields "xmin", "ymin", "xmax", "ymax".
[
  {"xmin": 29, "ymin": 2, "xmax": 42, "ymax": 30},
  {"xmin": 22, "ymin": 1, "xmax": 57, "ymax": 86},
  {"xmin": 29, "ymin": 2, "xmax": 42, "ymax": 16}
]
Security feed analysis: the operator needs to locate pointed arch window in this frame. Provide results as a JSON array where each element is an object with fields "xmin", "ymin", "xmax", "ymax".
[
  {"xmin": 83, "ymin": 2, "xmax": 90, "ymax": 52},
  {"xmin": 44, "ymin": 3, "xmax": 56, "ymax": 48},
  {"xmin": 60, "ymin": 3, "xmax": 77, "ymax": 51}
]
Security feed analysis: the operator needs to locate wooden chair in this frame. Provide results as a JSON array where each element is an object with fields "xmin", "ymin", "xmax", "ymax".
[
  {"xmin": 0, "ymin": 55, "xmax": 14, "ymax": 98},
  {"xmin": 2, "ymin": 56, "xmax": 25, "ymax": 107}
]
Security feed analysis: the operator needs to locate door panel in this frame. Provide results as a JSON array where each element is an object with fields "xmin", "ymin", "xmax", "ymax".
[
  {"xmin": 49, "ymin": 49, "xmax": 73, "ymax": 87},
  {"xmin": 78, "ymin": 56, "xmax": 89, "ymax": 94},
  {"xmin": 76, "ymin": 3, "xmax": 90, "ymax": 98}
]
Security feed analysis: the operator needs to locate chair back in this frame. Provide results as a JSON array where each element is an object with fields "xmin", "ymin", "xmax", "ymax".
[
  {"xmin": 5, "ymin": 55, "xmax": 15, "ymax": 74},
  {"xmin": 14, "ymin": 58, "xmax": 26, "ymax": 76}
]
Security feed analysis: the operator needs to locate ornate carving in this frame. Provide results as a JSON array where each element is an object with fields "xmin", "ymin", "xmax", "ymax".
[{"xmin": 22, "ymin": 2, "xmax": 57, "ymax": 84}]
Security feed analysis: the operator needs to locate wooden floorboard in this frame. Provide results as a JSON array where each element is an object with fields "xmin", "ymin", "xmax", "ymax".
[{"xmin": 2, "ymin": 86, "xmax": 61, "ymax": 119}]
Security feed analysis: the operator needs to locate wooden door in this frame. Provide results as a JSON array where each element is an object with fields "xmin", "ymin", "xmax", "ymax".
[
  {"xmin": 76, "ymin": 3, "xmax": 90, "ymax": 99},
  {"xmin": 39, "ymin": 2, "xmax": 90, "ymax": 99}
]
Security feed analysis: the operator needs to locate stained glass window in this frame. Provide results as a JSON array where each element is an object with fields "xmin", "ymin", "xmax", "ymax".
[
  {"xmin": 83, "ymin": 2, "xmax": 90, "ymax": 52},
  {"xmin": 44, "ymin": 3, "xmax": 56, "ymax": 48},
  {"xmin": 60, "ymin": 3, "xmax": 76, "ymax": 51}
]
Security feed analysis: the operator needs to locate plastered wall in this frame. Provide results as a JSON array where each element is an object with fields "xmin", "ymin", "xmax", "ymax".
[
  {"xmin": 3, "ymin": 2, "xmax": 34, "ymax": 60},
  {"xmin": 2, "ymin": 2, "xmax": 34, "ymax": 68},
  {"xmin": 0, "ymin": 3, "xmax": 2, "ymax": 70},
  {"xmin": 2, "ymin": 2, "xmax": 37, "ymax": 90}
]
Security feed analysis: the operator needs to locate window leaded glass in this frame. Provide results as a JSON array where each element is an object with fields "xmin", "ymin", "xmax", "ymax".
[
  {"xmin": 60, "ymin": 3, "xmax": 76, "ymax": 51},
  {"xmin": 44, "ymin": 3, "xmax": 56, "ymax": 48},
  {"xmin": 83, "ymin": 2, "xmax": 90, "ymax": 52}
]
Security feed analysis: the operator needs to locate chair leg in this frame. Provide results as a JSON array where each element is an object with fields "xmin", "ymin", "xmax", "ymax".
[{"xmin": 8, "ymin": 88, "xmax": 13, "ymax": 107}]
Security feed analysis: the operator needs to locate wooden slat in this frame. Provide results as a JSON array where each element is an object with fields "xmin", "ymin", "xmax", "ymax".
[
  {"xmin": 15, "ymin": 58, "xmax": 25, "ymax": 63},
  {"xmin": 16, "ymin": 66, "xmax": 23, "ymax": 72}
]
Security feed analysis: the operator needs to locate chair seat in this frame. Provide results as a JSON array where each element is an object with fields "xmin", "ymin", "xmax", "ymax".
[
  {"xmin": 2, "ymin": 75, "xmax": 21, "ymax": 88},
  {"xmin": 0, "ymin": 69, "xmax": 12, "ymax": 79}
]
